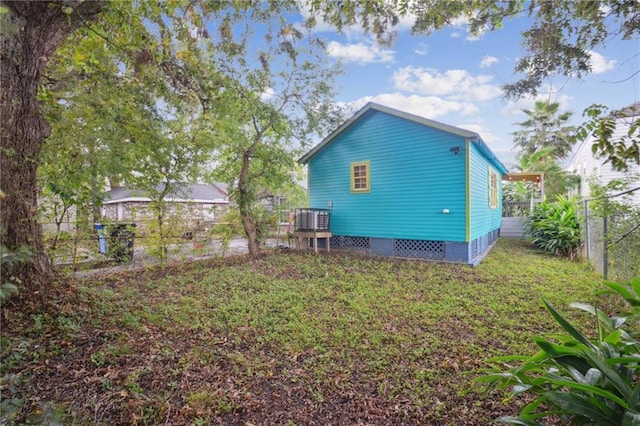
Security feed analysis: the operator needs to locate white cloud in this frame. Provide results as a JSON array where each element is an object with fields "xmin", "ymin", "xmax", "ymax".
[
  {"xmin": 450, "ymin": 15, "xmax": 470, "ymax": 27},
  {"xmin": 457, "ymin": 122, "xmax": 499, "ymax": 143},
  {"xmin": 260, "ymin": 87, "xmax": 275, "ymax": 101},
  {"xmin": 446, "ymin": 15, "xmax": 485, "ymax": 41},
  {"xmin": 339, "ymin": 93, "xmax": 479, "ymax": 119},
  {"xmin": 394, "ymin": 9, "xmax": 417, "ymax": 32},
  {"xmin": 588, "ymin": 50, "xmax": 616, "ymax": 74},
  {"xmin": 491, "ymin": 147, "xmax": 519, "ymax": 169},
  {"xmin": 480, "ymin": 55, "xmax": 498, "ymax": 68},
  {"xmin": 500, "ymin": 98, "xmax": 534, "ymax": 116},
  {"xmin": 413, "ymin": 42, "xmax": 428, "ymax": 56},
  {"xmin": 447, "ymin": 17, "xmax": 468, "ymax": 39},
  {"xmin": 465, "ymin": 32, "xmax": 482, "ymax": 42},
  {"xmin": 392, "ymin": 66, "xmax": 501, "ymax": 101},
  {"xmin": 326, "ymin": 40, "xmax": 395, "ymax": 64}
]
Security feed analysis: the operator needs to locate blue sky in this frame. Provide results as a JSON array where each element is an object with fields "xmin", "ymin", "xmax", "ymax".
[{"xmin": 300, "ymin": 10, "xmax": 640, "ymax": 169}]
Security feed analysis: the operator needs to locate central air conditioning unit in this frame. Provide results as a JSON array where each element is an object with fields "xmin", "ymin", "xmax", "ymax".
[{"xmin": 295, "ymin": 208, "xmax": 330, "ymax": 231}]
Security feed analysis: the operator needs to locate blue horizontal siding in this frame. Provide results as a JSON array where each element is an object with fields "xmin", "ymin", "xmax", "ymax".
[
  {"xmin": 469, "ymin": 143, "xmax": 502, "ymax": 240},
  {"xmin": 309, "ymin": 110, "xmax": 467, "ymax": 241}
]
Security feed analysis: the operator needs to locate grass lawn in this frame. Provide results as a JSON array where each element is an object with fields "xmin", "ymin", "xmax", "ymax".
[{"xmin": 1, "ymin": 239, "xmax": 612, "ymax": 425}]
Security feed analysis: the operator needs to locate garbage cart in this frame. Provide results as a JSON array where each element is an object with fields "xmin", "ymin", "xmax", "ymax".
[
  {"xmin": 94, "ymin": 223, "xmax": 107, "ymax": 255},
  {"xmin": 108, "ymin": 223, "xmax": 137, "ymax": 263}
]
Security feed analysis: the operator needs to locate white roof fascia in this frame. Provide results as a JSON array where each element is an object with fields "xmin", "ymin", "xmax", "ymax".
[{"xmin": 103, "ymin": 197, "xmax": 228, "ymax": 205}]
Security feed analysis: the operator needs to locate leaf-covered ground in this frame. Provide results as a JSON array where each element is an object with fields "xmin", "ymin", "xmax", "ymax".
[{"xmin": 1, "ymin": 239, "xmax": 610, "ymax": 425}]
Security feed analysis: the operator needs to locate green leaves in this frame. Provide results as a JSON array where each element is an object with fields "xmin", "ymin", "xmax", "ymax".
[
  {"xmin": 512, "ymin": 100, "xmax": 575, "ymax": 159},
  {"xmin": 478, "ymin": 280, "xmax": 640, "ymax": 425},
  {"xmin": 541, "ymin": 299, "xmax": 594, "ymax": 350},
  {"xmin": 203, "ymin": 3, "xmax": 341, "ymax": 255},
  {"xmin": 600, "ymin": 280, "xmax": 640, "ymax": 318},
  {"xmin": 528, "ymin": 196, "xmax": 581, "ymax": 259},
  {"xmin": 575, "ymin": 104, "xmax": 640, "ymax": 172},
  {"xmin": 509, "ymin": 99, "xmax": 580, "ymax": 199},
  {"xmin": 0, "ymin": 243, "xmax": 32, "ymax": 304},
  {"xmin": 543, "ymin": 391, "xmax": 619, "ymax": 425}
]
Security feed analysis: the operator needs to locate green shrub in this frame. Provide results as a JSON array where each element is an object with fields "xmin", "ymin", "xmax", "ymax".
[
  {"xmin": 144, "ymin": 218, "xmax": 177, "ymax": 262},
  {"xmin": 253, "ymin": 206, "xmax": 277, "ymax": 247},
  {"xmin": 214, "ymin": 210, "xmax": 244, "ymax": 256},
  {"xmin": 220, "ymin": 206, "xmax": 277, "ymax": 250},
  {"xmin": 478, "ymin": 278, "xmax": 640, "ymax": 425},
  {"xmin": 43, "ymin": 229, "xmax": 73, "ymax": 261},
  {"xmin": 529, "ymin": 196, "xmax": 581, "ymax": 259},
  {"xmin": 0, "ymin": 244, "xmax": 32, "ymax": 304}
]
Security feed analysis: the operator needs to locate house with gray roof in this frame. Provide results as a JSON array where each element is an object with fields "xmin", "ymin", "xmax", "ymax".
[{"xmin": 101, "ymin": 183, "xmax": 229, "ymax": 230}]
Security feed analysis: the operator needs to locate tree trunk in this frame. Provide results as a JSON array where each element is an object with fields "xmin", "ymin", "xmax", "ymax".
[
  {"xmin": 157, "ymin": 210, "xmax": 168, "ymax": 262},
  {"xmin": 238, "ymin": 151, "xmax": 260, "ymax": 256},
  {"xmin": 242, "ymin": 213, "xmax": 260, "ymax": 256},
  {"xmin": 0, "ymin": 1, "xmax": 103, "ymax": 286}
]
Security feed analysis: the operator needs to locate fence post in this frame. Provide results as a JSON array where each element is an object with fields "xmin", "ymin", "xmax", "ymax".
[
  {"xmin": 583, "ymin": 200, "xmax": 590, "ymax": 259},
  {"xmin": 603, "ymin": 215, "xmax": 608, "ymax": 280}
]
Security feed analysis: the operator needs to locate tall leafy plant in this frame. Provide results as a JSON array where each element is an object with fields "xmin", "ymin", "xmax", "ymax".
[
  {"xmin": 528, "ymin": 196, "xmax": 581, "ymax": 259},
  {"xmin": 477, "ymin": 279, "xmax": 640, "ymax": 425}
]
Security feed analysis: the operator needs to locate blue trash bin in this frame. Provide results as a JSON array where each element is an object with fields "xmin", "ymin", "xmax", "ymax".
[{"xmin": 94, "ymin": 223, "xmax": 107, "ymax": 255}]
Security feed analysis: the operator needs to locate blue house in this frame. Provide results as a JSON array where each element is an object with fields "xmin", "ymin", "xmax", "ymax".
[{"xmin": 299, "ymin": 102, "xmax": 509, "ymax": 265}]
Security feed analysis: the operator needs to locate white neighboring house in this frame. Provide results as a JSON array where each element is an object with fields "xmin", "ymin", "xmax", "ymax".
[
  {"xmin": 565, "ymin": 103, "xmax": 640, "ymax": 205},
  {"xmin": 101, "ymin": 183, "xmax": 230, "ymax": 230}
]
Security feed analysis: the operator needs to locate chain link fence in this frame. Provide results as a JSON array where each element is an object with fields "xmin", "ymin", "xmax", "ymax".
[
  {"xmin": 41, "ymin": 216, "xmax": 295, "ymax": 274},
  {"xmin": 41, "ymin": 221, "xmax": 241, "ymax": 269},
  {"xmin": 580, "ymin": 187, "xmax": 640, "ymax": 281}
]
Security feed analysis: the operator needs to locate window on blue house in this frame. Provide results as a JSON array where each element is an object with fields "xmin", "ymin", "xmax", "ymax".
[
  {"xmin": 488, "ymin": 167, "xmax": 499, "ymax": 209},
  {"xmin": 351, "ymin": 161, "xmax": 370, "ymax": 193}
]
